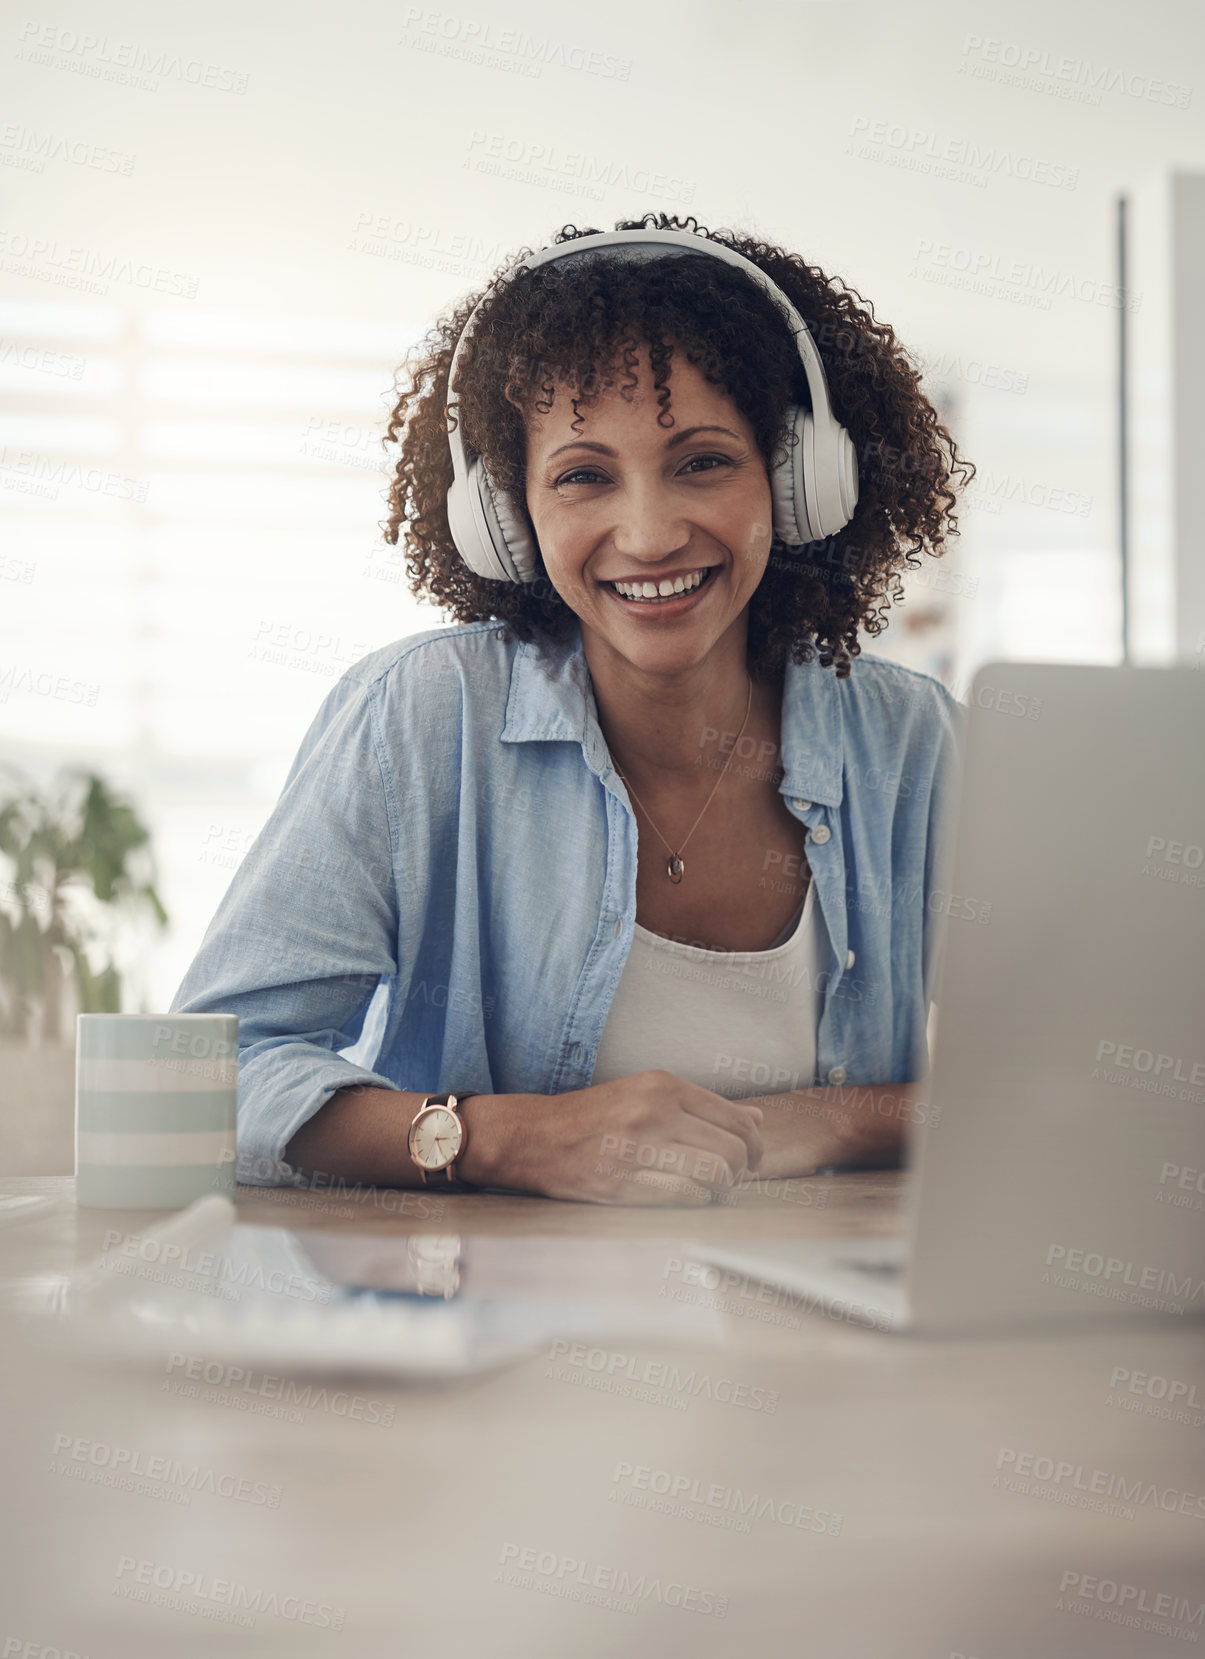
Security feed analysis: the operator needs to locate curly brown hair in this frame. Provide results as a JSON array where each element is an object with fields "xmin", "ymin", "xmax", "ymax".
[{"xmin": 380, "ymin": 210, "xmax": 974, "ymax": 682}]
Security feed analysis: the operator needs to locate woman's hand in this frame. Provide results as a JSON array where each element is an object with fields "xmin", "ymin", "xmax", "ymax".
[
  {"xmin": 460, "ymin": 1071, "xmax": 764, "ymax": 1206},
  {"xmin": 733, "ymin": 1083, "xmax": 914, "ymax": 1181}
]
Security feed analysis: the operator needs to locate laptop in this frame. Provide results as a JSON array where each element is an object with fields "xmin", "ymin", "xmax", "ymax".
[{"xmin": 691, "ymin": 663, "xmax": 1205, "ymax": 1334}]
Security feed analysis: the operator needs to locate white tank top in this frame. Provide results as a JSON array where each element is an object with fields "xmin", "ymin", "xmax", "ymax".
[{"xmin": 591, "ymin": 882, "xmax": 824, "ymax": 1100}]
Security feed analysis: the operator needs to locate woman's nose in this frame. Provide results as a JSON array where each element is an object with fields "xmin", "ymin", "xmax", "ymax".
[{"xmin": 606, "ymin": 479, "xmax": 692, "ymax": 560}]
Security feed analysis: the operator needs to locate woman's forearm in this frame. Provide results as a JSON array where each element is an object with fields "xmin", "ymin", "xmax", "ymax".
[
  {"xmin": 283, "ymin": 1080, "xmax": 915, "ymax": 1193},
  {"xmin": 283, "ymin": 1086, "xmax": 524, "ymax": 1190}
]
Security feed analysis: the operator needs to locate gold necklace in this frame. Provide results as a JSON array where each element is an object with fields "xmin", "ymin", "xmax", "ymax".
[{"xmin": 614, "ymin": 673, "xmax": 754, "ymax": 884}]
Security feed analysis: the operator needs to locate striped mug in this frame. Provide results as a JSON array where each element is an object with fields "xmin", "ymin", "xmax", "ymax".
[{"xmin": 75, "ymin": 1014, "xmax": 238, "ymax": 1209}]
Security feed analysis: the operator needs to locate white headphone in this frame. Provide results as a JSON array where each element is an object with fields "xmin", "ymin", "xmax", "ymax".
[{"xmin": 443, "ymin": 228, "xmax": 859, "ymax": 584}]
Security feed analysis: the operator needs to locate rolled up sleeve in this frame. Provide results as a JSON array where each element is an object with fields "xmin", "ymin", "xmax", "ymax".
[{"xmin": 169, "ymin": 671, "xmax": 402, "ymax": 1186}]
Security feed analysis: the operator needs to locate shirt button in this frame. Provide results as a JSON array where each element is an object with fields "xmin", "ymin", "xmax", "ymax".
[
  {"xmin": 613, "ymin": 917, "xmax": 622, "ymax": 938},
  {"xmin": 791, "ymin": 798, "xmax": 811, "ymax": 811},
  {"xmin": 845, "ymin": 949, "xmax": 855, "ymax": 970},
  {"xmin": 809, "ymin": 824, "xmax": 831, "ymax": 845},
  {"xmin": 827, "ymin": 1065, "xmax": 847, "ymax": 1085}
]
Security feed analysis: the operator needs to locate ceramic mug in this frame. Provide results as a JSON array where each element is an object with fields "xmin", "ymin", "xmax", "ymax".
[{"xmin": 75, "ymin": 1013, "xmax": 237, "ymax": 1209}]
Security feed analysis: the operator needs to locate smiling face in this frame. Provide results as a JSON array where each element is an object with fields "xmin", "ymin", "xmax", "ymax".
[{"xmin": 522, "ymin": 343, "xmax": 775, "ymax": 682}]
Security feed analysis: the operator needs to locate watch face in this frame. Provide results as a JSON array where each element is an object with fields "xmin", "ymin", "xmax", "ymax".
[{"xmin": 409, "ymin": 1106, "xmax": 462, "ymax": 1171}]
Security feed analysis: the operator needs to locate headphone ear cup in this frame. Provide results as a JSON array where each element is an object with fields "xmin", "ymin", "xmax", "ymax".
[
  {"xmin": 446, "ymin": 461, "xmax": 499, "ymax": 581},
  {"xmin": 446, "ymin": 454, "xmax": 537, "ymax": 583},
  {"xmin": 769, "ymin": 403, "xmax": 815, "ymax": 548},
  {"xmin": 836, "ymin": 424, "xmax": 859, "ymax": 526},
  {"xmin": 477, "ymin": 460, "xmax": 540, "ymax": 584},
  {"xmin": 769, "ymin": 404, "xmax": 860, "ymax": 546}
]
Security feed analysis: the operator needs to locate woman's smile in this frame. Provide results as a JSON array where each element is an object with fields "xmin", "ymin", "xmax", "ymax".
[{"xmin": 600, "ymin": 563, "xmax": 721, "ymax": 616}]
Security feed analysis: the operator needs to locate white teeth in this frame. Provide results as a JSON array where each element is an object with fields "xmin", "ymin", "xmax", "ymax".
[{"xmin": 610, "ymin": 568, "xmax": 709, "ymax": 602}]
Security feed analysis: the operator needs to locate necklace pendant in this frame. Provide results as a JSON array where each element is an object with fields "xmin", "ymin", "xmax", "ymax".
[{"xmin": 667, "ymin": 854, "xmax": 685, "ymax": 884}]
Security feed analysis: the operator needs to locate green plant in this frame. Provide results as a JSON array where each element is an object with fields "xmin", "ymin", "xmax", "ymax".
[{"xmin": 0, "ymin": 766, "xmax": 168, "ymax": 1043}]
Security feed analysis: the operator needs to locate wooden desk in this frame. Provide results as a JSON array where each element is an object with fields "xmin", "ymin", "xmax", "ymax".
[{"xmin": 2, "ymin": 1174, "xmax": 1203, "ymax": 1657}]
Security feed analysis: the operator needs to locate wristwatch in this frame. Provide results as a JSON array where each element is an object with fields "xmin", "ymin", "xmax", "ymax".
[{"xmin": 406, "ymin": 1091, "xmax": 479, "ymax": 1189}]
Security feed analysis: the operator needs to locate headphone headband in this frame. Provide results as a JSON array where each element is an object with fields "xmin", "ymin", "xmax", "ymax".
[{"xmin": 442, "ymin": 227, "xmax": 858, "ymax": 583}]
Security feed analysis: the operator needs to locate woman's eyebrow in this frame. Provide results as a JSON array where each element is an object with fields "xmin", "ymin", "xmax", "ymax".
[{"xmin": 544, "ymin": 424, "xmax": 742, "ymax": 462}]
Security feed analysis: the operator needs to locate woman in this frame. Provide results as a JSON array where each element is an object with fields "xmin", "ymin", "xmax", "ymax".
[{"xmin": 170, "ymin": 211, "xmax": 973, "ymax": 1207}]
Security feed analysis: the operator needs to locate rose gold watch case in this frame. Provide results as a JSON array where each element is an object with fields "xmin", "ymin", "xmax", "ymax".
[{"xmin": 408, "ymin": 1095, "xmax": 471, "ymax": 1186}]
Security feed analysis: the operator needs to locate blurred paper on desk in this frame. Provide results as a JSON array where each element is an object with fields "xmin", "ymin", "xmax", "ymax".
[{"xmin": 55, "ymin": 1219, "xmax": 723, "ymax": 1381}]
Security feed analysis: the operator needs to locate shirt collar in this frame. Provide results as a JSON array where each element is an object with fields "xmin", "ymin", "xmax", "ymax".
[{"xmin": 501, "ymin": 616, "xmax": 845, "ymax": 807}]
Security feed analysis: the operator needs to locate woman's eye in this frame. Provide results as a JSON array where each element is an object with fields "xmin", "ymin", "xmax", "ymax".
[{"xmin": 553, "ymin": 454, "xmax": 731, "ymax": 488}]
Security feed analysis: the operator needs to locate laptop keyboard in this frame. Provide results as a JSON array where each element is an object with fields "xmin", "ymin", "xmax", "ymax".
[{"xmin": 838, "ymin": 1257, "xmax": 904, "ymax": 1278}]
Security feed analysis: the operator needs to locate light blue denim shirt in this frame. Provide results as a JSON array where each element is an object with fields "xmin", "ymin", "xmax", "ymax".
[{"xmin": 170, "ymin": 617, "xmax": 965, "ymax": 1186}]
